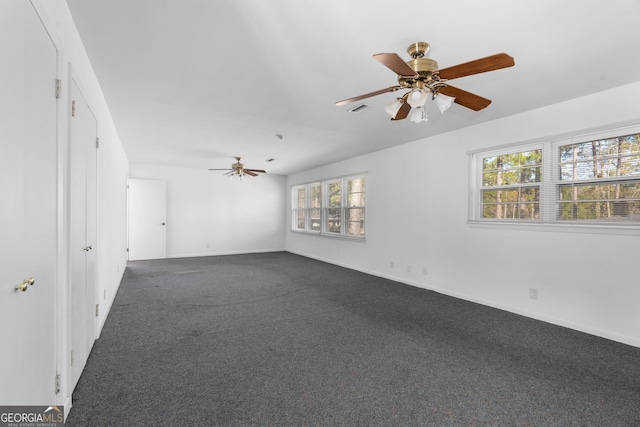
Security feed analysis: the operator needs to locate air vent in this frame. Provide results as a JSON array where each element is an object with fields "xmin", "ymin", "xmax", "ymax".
[{"xmin": 349, "ymin": 104, "xmax": 369, "ymax": 113}]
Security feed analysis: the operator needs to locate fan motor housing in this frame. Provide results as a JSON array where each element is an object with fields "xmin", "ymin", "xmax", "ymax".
[
  {"xmin": 408, "ymin": 58, "xmax": 439, "ymax": 74},
  {"xmin": 398, "ymin": 58, "xmax": 439, "ymax": 88}
]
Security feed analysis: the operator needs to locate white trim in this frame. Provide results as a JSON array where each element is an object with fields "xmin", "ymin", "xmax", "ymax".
[
  {"xmin": 167, "ymin": 248, "xmax": 286, "ymax": 259},
  {"xmin": 290, "ymin": 229, "xmax": 366, "ymax": 242},
  {"xmin": 467, "ymin": 220, "xmax": 640, "ymax": 236},
  {"xmin": 62, "ymin": 395, "xmax": 72, "ymax": 421}
]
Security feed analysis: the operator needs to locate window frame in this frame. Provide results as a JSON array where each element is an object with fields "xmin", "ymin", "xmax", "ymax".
[
  {"xmin": 292, "ymin": 184, "xmax": 307, "ymax": 232},
  {"xmin": 292, "ymin": 182, "xmax": 321, "ymax": 234},
  {"xmin": 468, "ymin": 122, "xmax": 640, "ymax": 234},
  {"xmin": 345, "ymin": 175, "xmax": 366, "ymax": 238},
  {"xmin": 291, "ymin": 174, "xmax": 366, "ymax": 239},
  {"xmin": 476, "ymin": 145, "xmax": 543, "ymax": 222}
]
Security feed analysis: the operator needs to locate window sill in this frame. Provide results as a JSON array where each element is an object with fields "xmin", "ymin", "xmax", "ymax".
[
  {"xmin": 290, "ymin": 229, "xmax": 367, "ymax": 241},
  {"xmin": 467, "ymin": 220, "xmax": 640, "ymax": 236}
]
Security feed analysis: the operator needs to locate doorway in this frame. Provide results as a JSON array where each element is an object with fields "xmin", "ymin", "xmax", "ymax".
[{"xmin": 128, "ymin": 179, "xmax": 167, "ymax": 261}]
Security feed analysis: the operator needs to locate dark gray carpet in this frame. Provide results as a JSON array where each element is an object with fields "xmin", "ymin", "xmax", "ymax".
[{"xmin": 66, "ymin": 252, "xmax": 640, "ymax": 426}]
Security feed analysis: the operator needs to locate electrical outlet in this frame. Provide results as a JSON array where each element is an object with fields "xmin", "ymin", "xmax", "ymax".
[
  {"xmin": 406, "ymin": 265, "xmax": 412, "ymax": 273},
  {"xmin": 422, "ymin": 266, "xmax": 428, "ymax": 275},
  {"xmin": 529, "ymin": 288, "xmax": 538, "ymax": 300},
  {"xmin": 390, "ymin": 261, "xmax": 394, "ymax": 269}
]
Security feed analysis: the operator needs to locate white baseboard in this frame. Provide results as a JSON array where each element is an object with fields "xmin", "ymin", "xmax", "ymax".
[
  {"xmin": 168, "ymin": 248, "xmax": 285, "ymax": 259},
  {"xmin": 63, "ymin": 395, "xmax": 72, "ymax": 421},
  {"xmin": 286, "ymin": 249, "xmax": 640, "ymax": 348}
]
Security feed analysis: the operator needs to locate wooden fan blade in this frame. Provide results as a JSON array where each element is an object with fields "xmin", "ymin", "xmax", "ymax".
[
  {"xmin": 391, "ymin": 93, "xmax": 411, "ymax": 121},
  {"xmin": 438, "ymin": 53, "xmax": 514, "ymax": 81},
  {"xmin": 336, "ymin": 86, "xmax": 402, "ymax": 106},
  {"xmin": 373, "ymin": 53, "xmax": 418, "ymax": 77},
  {"xmin": 244, "ymin": 170, "xmax": 258, "ymax": 177},
  {"xmin": 439, "ymin": 85, "xmax": 492, "ymax": 111},
  {"xmin": 245, "ymin": 169, "xmax": 266, "ymax": 174}
]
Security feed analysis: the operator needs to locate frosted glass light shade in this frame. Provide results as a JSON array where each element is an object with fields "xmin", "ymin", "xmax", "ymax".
[
  {"xmin": 384, "ymin": 98, "xmax": 403, "ymax": 117},
  {"xmin": 407, "ymin": 89, "xmax": 428, "ymax": 108},
  {"xmin": 410, "ymin": 107, "xmax": 428, "ymax": 123},
  {"xmin": 434, "ymin": 93, "xmax": 455, "ymax": 113}
]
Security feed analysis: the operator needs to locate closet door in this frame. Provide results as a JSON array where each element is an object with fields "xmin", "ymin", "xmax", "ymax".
[
  {"xmin": 68, "ymin": 77, "xmax": 98, "ymax": 389},
  {"xmin": 0, "ymin": 0, "xmax": 59, "ymax": 404}
]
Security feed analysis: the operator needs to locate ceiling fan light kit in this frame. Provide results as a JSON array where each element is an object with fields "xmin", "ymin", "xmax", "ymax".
[
  {"xmin": 336, "ymin": 42, "xmax": 514, "ymax": 123},
  {"xmin": 434, "ymin": 93, "xmax": 455, "ymax": 114},
  {"xmin": 384, "ymin": 98, "xmax": 403, "ymax": 117},
  {"xmin": 410, "ymin": 107, "xmax": 428, "ymax": 123},
  {"xmin": 407, "ymin": 88, "xmax": 429, "ymax": 108}
]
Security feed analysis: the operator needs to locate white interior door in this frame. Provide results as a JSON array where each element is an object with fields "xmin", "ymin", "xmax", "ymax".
[
  {"xmin": 0, "ymin": 0, "xmax": 59, "ymax": 405},
  {"xmin": 128, "ymin": 179, "xmax": 167, "ymax": 260},
  {"xmin": 69, "ymin": 77, "xmax": 98, "ymax": 389}
]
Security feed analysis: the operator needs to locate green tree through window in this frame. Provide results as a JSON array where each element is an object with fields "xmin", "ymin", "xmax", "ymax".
[
  {"xmin": 559, "ymin": 133, "xmax": 640, "ymax": 221},
  {"xmin": 481, "ymin": 149, "xmax": 541, "ymax": 220},
  {"xmin": 471, "ymin": 127, "xmax": 640, "ymax": 226}
]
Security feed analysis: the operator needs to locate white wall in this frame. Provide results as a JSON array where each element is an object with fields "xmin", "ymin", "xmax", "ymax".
[
  {"xmin": 131, "ymin": 164, "xmax": 286, "ymax": 258},
  {"xmin": 287, "ymin": 81, "xmax": 640, "ymax": 347},
  {"xmin": 96, "ymin": 134, "xmax": 129, "ymax": 326}
]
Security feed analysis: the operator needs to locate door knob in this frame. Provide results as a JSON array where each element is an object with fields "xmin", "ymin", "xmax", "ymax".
[
  {"xmin": 15, "ymin": 277, "xmax": 35, "ymax": 292},
  {"xmin": 84, "ymin": 245, "xmax": 93, "ymax": 252}
]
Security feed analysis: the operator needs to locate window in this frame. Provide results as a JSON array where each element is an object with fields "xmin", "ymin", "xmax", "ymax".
[
  {"xmin": 558, "ymin": 135, "xmax": 640, "ymax": 221},
  {"xmin": 346, "ymin": 177, "xmax": 366, "ymax": 237},
  {"xmin": 469, "ymin": 124, "xmax": 640, "ymax": 228},
  {"xmin": 309, "ymin": 184, "xmax": 321, "ymax": 231},
  {"xmin": 292, "ymin": 174, "xmax": 366, "ymax": 238},
  {"xmin": 325, "ymin": 179, "xmax": 342, "ymax": 234},
  {"xmin": 293, "ymin": 186, "xmax": 306, "ymax": 230},
  {"xmin": 480, "ymin": 149, "xmax": 542, "ymax": 220},
  {"xmin": 292, "ymin": 182, "xmax": 321, "ymax": 232}
]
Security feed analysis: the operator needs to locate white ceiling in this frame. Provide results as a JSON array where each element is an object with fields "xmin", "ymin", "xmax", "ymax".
[{"xmin": 66, "ymin": 0, "xmax": 640, "ymax": 175}]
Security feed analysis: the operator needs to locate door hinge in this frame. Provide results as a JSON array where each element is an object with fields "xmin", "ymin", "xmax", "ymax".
[
  {"xmin": 71, "ymin": 100, "xmax": 76, "ymax": 117},
  {"xmin": 96, "ymin": 137, "xmax": 100, "ymax": 149},
  {"xmin": 95, "ymin": 304, "xmax": 99, "ymax": 317},
  {"xmin": 55, "ymin": 373, "xmax": 61, "ymax": 394},
  {"xmin": 55, "ymin": 79, "xmax": 62, "ymax": 99}
]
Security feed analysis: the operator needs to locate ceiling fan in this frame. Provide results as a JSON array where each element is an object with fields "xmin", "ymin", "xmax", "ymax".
[
  {"xmin": 336, "ymin": 42, "xmax": 514, "ymax": 122},
  {"xmin": 208, "ymin": 157, "xmax": 266, "ymax": 178}
]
